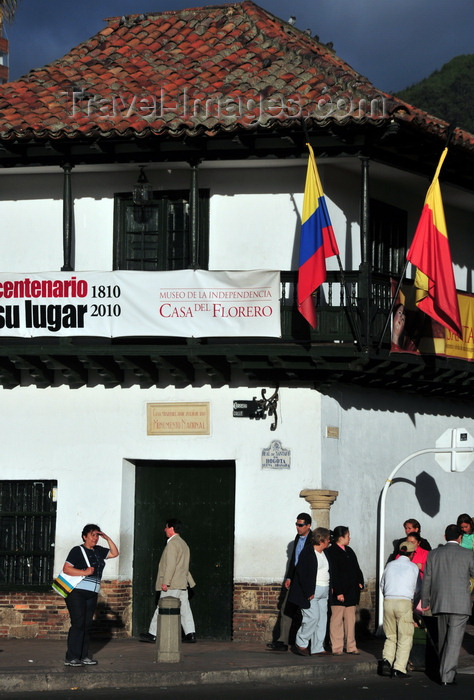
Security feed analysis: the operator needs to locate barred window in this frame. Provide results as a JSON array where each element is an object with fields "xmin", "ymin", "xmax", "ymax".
[
  {"xmin": 113, "ymin": 190, "xmax": 209, "ymax": 271},
  {"xmin": 0, "ymin": 480, "xmax": 57, "ymax": 589}
]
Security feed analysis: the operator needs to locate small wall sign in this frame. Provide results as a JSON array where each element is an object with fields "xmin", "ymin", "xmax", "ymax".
[{"xmin": 261, "ymin": 440, "xmax": 291, "ymax": 470}]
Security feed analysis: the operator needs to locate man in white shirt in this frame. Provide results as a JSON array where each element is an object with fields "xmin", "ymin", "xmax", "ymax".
[{"xmin": 379, "ymin": 540, "xmax": 420, "ymax": 678}]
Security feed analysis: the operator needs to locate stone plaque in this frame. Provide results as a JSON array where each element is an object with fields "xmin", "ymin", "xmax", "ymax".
[
  {"xmin": 147, "ymin": 402, "xmax": 210, "ymax": 435},
  {"xmin": 326, "ymin": 426, "xmax": 340, "ymax": 439}
]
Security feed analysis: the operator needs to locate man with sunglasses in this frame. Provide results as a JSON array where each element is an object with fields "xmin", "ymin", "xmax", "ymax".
[{"xmin": 266, "ymin": 512, "xmax": 313, "ymax": 651}]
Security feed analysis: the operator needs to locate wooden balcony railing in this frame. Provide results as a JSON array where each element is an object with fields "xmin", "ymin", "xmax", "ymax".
[{"xmin": 280, "ymin": 270, "xmax": 395, "ymax": 347}]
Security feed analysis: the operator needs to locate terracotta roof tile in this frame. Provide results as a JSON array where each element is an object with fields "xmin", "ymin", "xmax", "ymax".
[{"xmin": 0, "ymin": 0, "xmax": 472, "ymax": 150}]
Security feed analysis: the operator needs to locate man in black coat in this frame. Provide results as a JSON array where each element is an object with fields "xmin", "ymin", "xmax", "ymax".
[{"xmin": 266, "ymin": 512, "xmax": 313, "ymax": 651}]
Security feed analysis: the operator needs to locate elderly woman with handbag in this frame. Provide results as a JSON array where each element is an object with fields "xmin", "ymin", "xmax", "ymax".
[
  {"xmin": 288, "ymin": 527, "xmax": 332, "ymax": 656},
  {"xmin": 62, "ymin": 524, "xmax": 119, "ymax": 667}
]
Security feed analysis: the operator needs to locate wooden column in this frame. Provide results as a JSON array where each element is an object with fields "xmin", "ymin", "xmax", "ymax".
[
  {"xmin": 61, "ymin": 163, "xmax": 74, "ymax": 271},
  {"xmin": 189, "ymin": 161, "xmax": 199, "ymax": 269},
  {"xmin": 360, "ymin": 156, "xmax": 370, "ymax": 266},
  {"xmin": 358, "ymin": 156, "xmax": 371, "ymax": 347}
]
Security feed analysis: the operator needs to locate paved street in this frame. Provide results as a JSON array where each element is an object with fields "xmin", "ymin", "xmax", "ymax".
[{"xmin": 1, "ymin": 672, "xmax": 474, "ymax": 700}]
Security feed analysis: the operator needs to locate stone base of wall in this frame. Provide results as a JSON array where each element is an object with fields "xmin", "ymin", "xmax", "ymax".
[
  {"xmin": 0, "ymin": 578, "xmax": 378, "ymax": 641},
  {"xmin": 233, "ymin": 582, "xmax": 282, "ymax": 642},
  {"xmin": 232, "ymin": 579, "xmax": 378, "ymax": 642},
  {"xmin": 0, "ymin": 580, "xmax": 132, "ymax": 639}
]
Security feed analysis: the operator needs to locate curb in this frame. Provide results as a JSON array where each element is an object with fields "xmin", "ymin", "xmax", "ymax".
[{"xmin": 0, "ymin": 660, "xmax": 378, "ymax": 693}]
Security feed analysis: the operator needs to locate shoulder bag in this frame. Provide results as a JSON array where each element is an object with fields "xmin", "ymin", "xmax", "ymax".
[{"xmin": 52, "ymin": 546, "xmax": 91, "ymax": 598}]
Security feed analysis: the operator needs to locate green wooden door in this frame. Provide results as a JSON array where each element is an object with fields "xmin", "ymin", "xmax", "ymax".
[{"xmin": 132, "ymin": 460, "xmax": 235, "ymax": 640}]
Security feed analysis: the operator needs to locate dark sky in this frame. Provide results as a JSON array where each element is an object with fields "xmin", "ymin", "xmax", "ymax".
[{"xmin": 4, "ymin": 0, "xmax": 474, "ymax": 92}]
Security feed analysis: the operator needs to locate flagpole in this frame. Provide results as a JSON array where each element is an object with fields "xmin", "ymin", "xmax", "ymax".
[{"xmin": 334, "ymin": 253, "xmax": 363, "ymax": 348}]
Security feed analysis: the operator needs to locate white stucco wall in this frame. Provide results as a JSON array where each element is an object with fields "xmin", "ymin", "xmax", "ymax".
[
  {"xmin": 0, "ymin": 198, "xmax": 63, "ymax": 271},
  {"xmin": 321, "ymin": 386, "xmax": 474, "ymax": 583},
  {"xmin": 1, "ymin": 161, "xmax": 473, "ymax": 280},
  {"xmin": 0, "ymin": 383, "xmax": 321, "ymax": 584},
  {"xmin": 208, "ymin": 164, "xmax": 358, "ymax": 272}
]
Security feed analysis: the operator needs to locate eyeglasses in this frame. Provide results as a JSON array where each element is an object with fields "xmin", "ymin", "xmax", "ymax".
[{"xmin": 295, "ymin": 523, "xmax": 308, "ymax": 527}]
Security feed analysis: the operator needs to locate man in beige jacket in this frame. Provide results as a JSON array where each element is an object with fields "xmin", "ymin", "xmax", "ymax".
[{"xmin": 140, "ymin": 518, "xmax": 196, "ymax": 643}]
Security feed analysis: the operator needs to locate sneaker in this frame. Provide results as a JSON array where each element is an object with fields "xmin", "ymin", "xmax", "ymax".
[
  {"xmin": 81, "ymin": 657, "xmax": 98, "ymax": 665},
  {"xmin": 64, "ymin": 659, "xmax": 83, "ymax": 667},
  {"xmin": 139, "ymin": 632, "xmax": 156, "ymax": 643}
]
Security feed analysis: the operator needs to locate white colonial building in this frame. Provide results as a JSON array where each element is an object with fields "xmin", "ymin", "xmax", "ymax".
[{"xmin": 0, "ymin": 2, "xmax": 473, "ymax": 641}]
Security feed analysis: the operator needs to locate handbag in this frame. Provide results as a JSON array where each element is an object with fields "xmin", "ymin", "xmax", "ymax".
[{"xmin": 52, "ymin": 546, "xmax": 91, "ymax": 598}]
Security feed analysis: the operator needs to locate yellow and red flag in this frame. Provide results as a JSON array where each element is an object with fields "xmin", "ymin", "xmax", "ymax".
[{"xmin": 406, "ymin": 147, "xmax": 461, "ymax": 337}]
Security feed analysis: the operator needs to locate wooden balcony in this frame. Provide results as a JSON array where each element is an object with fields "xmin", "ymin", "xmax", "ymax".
[
  {"xmin": 279, "ymin": 270, "xmax": 392, "ymax": 347},
  {"xmin": 0, "ymin": 270, "xmax": 472, "ymax": 396}
]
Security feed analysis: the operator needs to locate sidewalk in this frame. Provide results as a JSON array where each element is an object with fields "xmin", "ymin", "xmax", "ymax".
[{"xmin": 0, "ymin": 627, "xmax": 473, "ymax": 694}]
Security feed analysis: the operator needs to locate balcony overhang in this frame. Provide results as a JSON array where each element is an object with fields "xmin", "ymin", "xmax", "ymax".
[
  {"xmin": 0, "ymin": 336, "xmax": 473, "ymax": 398},
  {"xmin": 1, "ymin": 120, "xmax": 474, "ymax": 192}
]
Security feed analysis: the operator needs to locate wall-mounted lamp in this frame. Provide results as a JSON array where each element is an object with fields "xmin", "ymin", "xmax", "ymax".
[
  {"xmin": 133, "ymin": 166, "xmax": 153, "ymax": 206},
  {"xmin": 232, "ymin": 386, "xmax": 279, "ymax": 431}
]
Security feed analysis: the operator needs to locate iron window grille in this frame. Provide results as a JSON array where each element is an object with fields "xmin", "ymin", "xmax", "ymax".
[{"xmin": 0, "ymin": 480, "xmax": 57, "ymax": 589}]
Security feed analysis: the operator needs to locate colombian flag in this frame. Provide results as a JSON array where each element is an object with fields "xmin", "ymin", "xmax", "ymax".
[
  {"xmin": 407, "ymin": 148, "xmax": 461, "ymax": 337},
  {"xmin": 297, "ymin": 144, "xmax": 339, "ymax": 327}
]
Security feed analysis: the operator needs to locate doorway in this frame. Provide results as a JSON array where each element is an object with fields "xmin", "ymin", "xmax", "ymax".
[{"xmin": 132, "ymin": 460, "xmax": 235, "ymax": 639}]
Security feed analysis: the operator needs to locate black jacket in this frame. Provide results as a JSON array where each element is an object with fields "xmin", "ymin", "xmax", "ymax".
[
  {"xmin": 326, "ymin": 544, "xmax": 364, "ymax": 607},
  {"xmin": 288, "ymin": 545, "xmax": 331, "ymax": 609},
  {"xmin": 285, "ymin": 532, "xmax": 313, "ymax": 582}
]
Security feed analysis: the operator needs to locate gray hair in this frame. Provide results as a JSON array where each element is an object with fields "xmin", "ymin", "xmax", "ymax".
[{"xmin": 312, "ymin": 527, "xmax": 330, "ymax": 545}]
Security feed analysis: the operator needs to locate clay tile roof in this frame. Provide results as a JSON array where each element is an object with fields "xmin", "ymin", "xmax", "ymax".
[{"xmin": 0, "ymin": 1, "xmax": 472, "ymax": 150}]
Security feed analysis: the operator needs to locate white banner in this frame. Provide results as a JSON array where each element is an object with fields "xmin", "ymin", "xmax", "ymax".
[{"xmin": 0, "ymin": 270, "xmax": 281, "ymax": 338}]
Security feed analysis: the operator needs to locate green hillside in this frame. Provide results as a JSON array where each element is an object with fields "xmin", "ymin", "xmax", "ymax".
[{"xmin": 396, "ymin": 54, "xmax": 474, "ymax": 135}]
